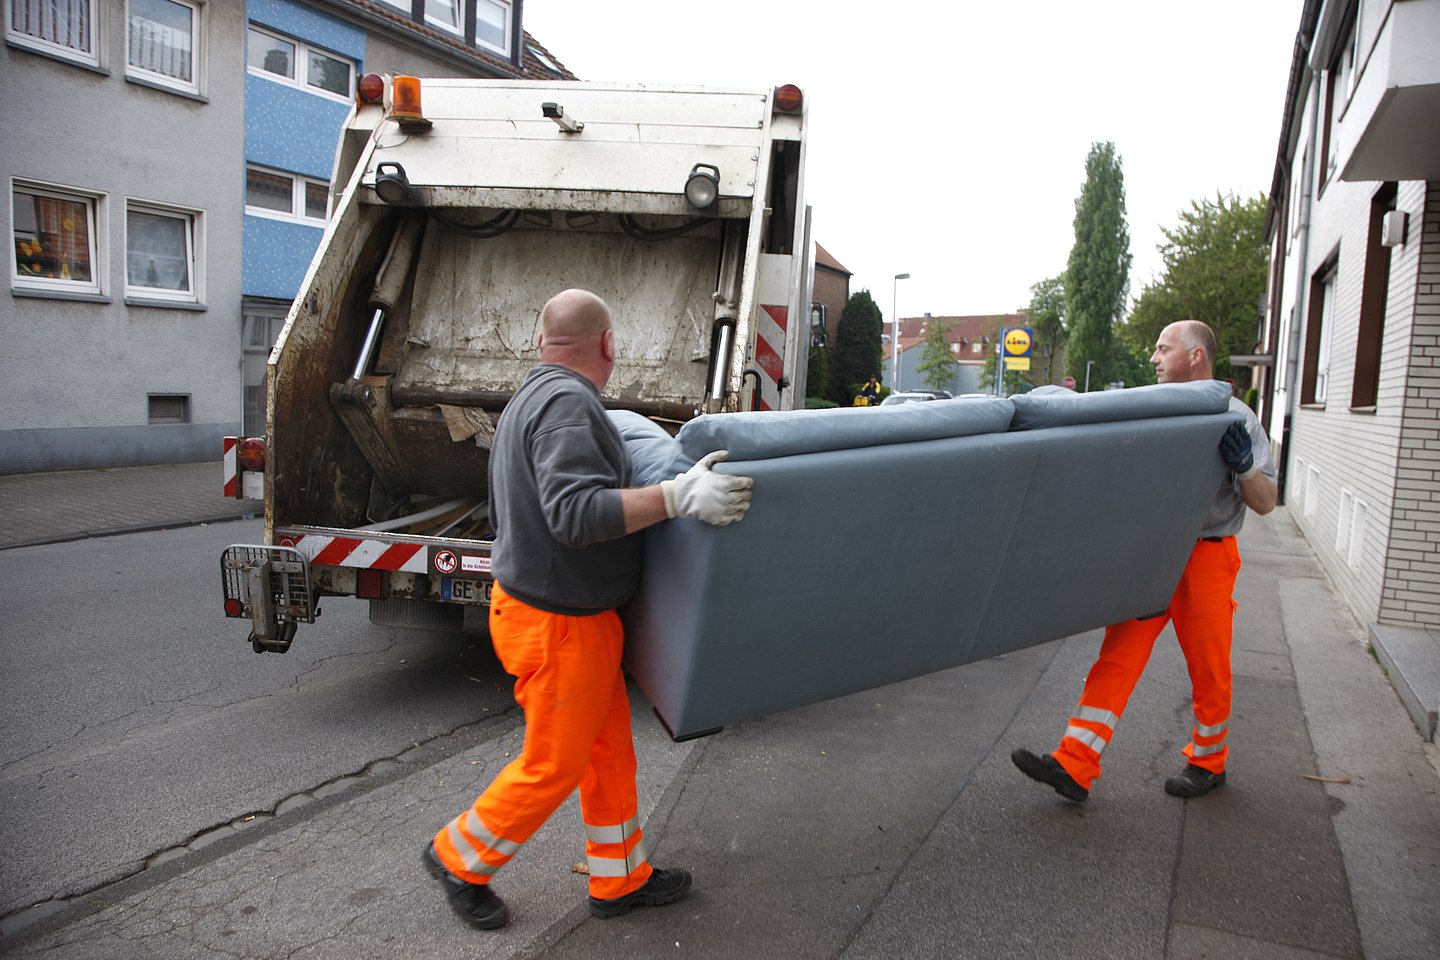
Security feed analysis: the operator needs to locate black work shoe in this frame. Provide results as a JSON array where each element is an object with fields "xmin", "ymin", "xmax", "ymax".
[
  {"xmin": 1011, "ymin": 748, "xmax": 1089, "ymax": 802},
  {"xmin": 423, "ymin": 842, "xmax": 510, "ymax": 930},
  {"xmin": 1164, "ymin": 764, "xmax": 1227, "ymax": 798},
  {"xmin": 588, "ymin": 866, "xmax": 693, "ymax": 919}
]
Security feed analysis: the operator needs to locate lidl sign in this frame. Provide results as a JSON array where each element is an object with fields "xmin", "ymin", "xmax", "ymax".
[{"xmin": 1004, "ymin": 327, "xmax": 1035, "ymax": 357}]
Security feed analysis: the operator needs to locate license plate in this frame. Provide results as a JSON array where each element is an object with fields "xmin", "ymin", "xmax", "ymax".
[{"xmin": 442, "ymin": 577, "xmax": 492, "ymax": 605}]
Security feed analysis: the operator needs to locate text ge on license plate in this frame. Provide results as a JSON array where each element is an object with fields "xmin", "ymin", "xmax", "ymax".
[{"xmin": 442, "ymin": 578, "xmax": 493, "ymax": 604}]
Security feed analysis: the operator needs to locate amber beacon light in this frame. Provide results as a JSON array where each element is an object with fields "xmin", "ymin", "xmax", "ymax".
[{"xmin": 389, "ymin": 75, "xmax": 432, "ymax": 132}]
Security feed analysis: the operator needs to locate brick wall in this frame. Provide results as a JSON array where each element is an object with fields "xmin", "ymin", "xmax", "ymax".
[
  {"xmin": 1381, "ymin": 182, "xmax": 1440, "ymax": 625},
  {"xmin": 1286, "ymin": 178, "xmax": 1430, "ymax": 626}
]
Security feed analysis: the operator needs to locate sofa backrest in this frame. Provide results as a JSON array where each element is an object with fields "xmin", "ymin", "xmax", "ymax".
[
  {"xmin": 1008, "ymin": 380, "xmax": 1231, "ymax": 430},
  {"xmin": 675, "ymin": 396, "xmax": 1015, "ymax": 462}
]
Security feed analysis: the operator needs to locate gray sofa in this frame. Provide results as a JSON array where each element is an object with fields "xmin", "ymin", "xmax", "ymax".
[{"xmin": 613, "ymin": 380, "xmax": 1239, "ymax": 739}]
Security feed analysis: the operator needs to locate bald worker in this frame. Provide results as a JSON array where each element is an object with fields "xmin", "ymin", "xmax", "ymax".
[
  {"xmin": 424, "ymin": 289, "xmax": 753, "ymax": 929},
  {"xmin": 1013, "ymin": 320, "xmax": 1277, "ymax": 802}
]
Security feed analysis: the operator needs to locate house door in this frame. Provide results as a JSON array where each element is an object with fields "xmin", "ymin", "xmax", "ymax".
[{"xmin": 241, "ymin": 302, "xmax": 289, "ymax": 437}]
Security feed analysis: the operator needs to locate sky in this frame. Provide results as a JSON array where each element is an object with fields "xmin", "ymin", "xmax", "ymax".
[{"xmin": 522, "ymin": 1, "xmax": 1304, "ymax": 324}]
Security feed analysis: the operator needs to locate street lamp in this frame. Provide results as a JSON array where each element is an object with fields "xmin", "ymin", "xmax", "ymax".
[
  {"xmin": 892, "ymin": 273, "xmax": 910, "ymax": 392},
  {"xmin": 1084, "ymin": 359, "xmax": 1097, "ymax": 392}
]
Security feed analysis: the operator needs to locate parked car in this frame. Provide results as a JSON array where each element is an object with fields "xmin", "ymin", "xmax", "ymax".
[{"xmin": 878, "ymin": 391, "xmax": 938, "ymax": 405}]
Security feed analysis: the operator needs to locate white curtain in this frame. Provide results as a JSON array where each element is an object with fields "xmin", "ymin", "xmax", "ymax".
[{"xmin": 11, "ymin": 0, "xmax": 92, "ymax": 53}]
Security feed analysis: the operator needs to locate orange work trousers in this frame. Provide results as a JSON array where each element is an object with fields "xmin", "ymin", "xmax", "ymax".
[
  {"xmin": 432, "ymin": 583, "xmax": 653, "ymax": 900},
  {"xmin": 1052, "ymin": 537, "xmax": 1242, "ymax": 791}
]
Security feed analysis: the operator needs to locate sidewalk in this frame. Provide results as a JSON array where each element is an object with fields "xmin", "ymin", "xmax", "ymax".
[{"xmin": 0, "ymin": 461, "xmax": 256, "ymax": 550}]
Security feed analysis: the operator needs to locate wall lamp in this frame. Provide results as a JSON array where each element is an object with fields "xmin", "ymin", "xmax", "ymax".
[
  {"xmin": 685, "ymin": 164, "xmax": 720, "ymax": 210},
  {"xmin": 374, "ymin": 162, "xmax": 416, "ymax": 205}
]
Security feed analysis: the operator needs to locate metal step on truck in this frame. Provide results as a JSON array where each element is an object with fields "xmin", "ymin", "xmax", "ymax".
[{"xmin": 221, "ymin": 75, "xmax": 813, "ymax": 652}]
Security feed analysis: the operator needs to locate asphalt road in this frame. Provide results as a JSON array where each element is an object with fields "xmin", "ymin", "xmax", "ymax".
[{"xmin": 0, "ymin": 520, "xmax": 516, "ymax": 918}]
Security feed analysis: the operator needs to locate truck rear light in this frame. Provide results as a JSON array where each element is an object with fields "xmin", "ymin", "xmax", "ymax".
[
  {"xmin": 357, "ymin": 568, "xmax": 383, "ymax": 599},
  {"xmin": 389, "ymin": 75, "xmax": 432, "ymax": 132},
  {"xmin": 773, "ymin": 84, "xmax": 803, "ymax": 113},
  {"xmin": 224, "ymin": 598, "xmax": 244, "ymax": 618},
  {"xmin": 237, "ymin": 437, "xmax": 266, "ymax": 472},
  {"xmin": 358, "ymin": 73, "xmax": 384, "ymax": 104}
]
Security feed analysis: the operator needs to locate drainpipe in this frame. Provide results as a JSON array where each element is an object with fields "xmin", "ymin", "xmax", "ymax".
[{"xmin": 1278, "ymin": 66, "xmax": 1323, "ymax": 503}]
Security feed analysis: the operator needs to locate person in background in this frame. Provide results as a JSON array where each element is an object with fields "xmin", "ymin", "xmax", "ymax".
[
  {"xmin": 1012, "ymin": 319, "xmax": 1276, "ymax": 802},
  {"xmin": 424, "ymin": 289, "xmax": 753, "ymax": 929},
  {"xmin": 858, "ymin": 375, "xmax": 881, "ymax": 406}
]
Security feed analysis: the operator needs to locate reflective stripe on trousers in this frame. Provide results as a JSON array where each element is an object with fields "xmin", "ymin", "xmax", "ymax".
[
  {"xmin": 1052, "ymin": 537, "xmax": 1241, "ymax": 789},
  {"xmin": 432, "ymin": 584, "xmax": 653, "ymax": 899}
]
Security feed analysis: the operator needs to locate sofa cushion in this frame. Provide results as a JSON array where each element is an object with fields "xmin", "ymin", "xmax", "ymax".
[
  {"xmin": 1008, "ymin": 380, "xmax": 1232, "ymax": 430},
  {"xmin": 676, "ymin": 396, "xmax": 1014, "ymax": 462},
  {"xmin": 607, "ymin": 409, "xmax": 691, "ymax": 485}
]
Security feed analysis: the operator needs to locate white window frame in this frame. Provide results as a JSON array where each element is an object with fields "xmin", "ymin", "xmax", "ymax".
[
  {"xmin": 424, "ymin": 0, "xmax": 462, "ymax": 36},
  {"xmin": 125, "ymin": 0, "xmax": 203, "ymax": 96},
  {"xmin": 376, "ymin": 0, "xmax": 513, "ymax": 57},
  {"xmin": 11, "ymin": 179, "xmax": 106, "ymax": 298},
  {"xmin": 245, "ymin": 23, "xmax": 353, "ymax": 103},
  {"xmin": 244, "ymin": 164, "xmax": 329, "ymax": 226},
  {"xmin": 125, "ymin": 198, "xmax": 202, "ymax": 304},
  {"xmin": 473, "ymin": 0, "xmax": 511, "ymax": 56},
  {"xmin": 6, "ymin": 0, "xmax": 102, "ymax": 69}
]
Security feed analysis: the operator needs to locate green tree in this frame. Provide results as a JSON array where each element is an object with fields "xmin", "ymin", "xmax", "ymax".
[
  {"xmin": 1064, "ymin": 142, "xmax": 1132, "ymax": 390},
  {"xmin": 1026, "ymin": 275, "xmax": 1066, "ymax": 383},
  {"xmin": 806, "ymin": 344, "xmax": 830, "ymax": 400},
  {"xmin": 829, "ymin": 289, "xmax": 884, "ymax": 405},
  {"xmin": 915, "ymin": 318, "xmax": 959, "ymax": 391},
  {"xmin": 1122, "ymin": 193, "xmax": 1269, "ymax": 389}
]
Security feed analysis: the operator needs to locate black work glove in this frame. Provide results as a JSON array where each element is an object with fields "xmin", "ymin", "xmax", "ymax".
[{"xmin": 1220, "ymin": 421, "xmax": 1258, "ymax": 480}]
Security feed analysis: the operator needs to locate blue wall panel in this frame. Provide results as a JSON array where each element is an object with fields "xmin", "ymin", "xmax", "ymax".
[
  {"xmin": 244, "ymin": 215, "xmax": 323, "ymax": 300},
  {"xmin": 247, "ymin": 0, "xmax": 365, "ymax": 60},
  {"xmin": 245, "ymin": 73, "xmax": 352, "ymax": 178}
]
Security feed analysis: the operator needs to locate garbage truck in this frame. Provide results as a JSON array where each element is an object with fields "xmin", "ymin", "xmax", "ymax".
[{"xmin": 220, "ymin": 75, "xmax": 813, "ymax": 652}]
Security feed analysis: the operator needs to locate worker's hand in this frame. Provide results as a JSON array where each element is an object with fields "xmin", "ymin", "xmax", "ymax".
[
  {"xmin": 661, "ymin": 451, "xmax": 754, "ymax": 526},
  {"xmin": 1220, "ymin": 421, "xmax": 1258, "ymax": 480}
]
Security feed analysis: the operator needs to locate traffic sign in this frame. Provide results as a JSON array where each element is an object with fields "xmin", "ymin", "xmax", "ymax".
[{"xmin": 1063, "ymin": 376, "xmax": 1076, "ymax": 389}]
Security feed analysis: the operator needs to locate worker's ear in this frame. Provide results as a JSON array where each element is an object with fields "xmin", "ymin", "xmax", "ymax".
[{"xmin": 601, "ymin": 327, "xmax": 615, "ymax": 362}]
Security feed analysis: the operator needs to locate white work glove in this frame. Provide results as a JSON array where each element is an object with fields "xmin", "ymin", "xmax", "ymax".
[{"xmin": 660, "ymin": 450, "xmax": 754, "ymax": 526}]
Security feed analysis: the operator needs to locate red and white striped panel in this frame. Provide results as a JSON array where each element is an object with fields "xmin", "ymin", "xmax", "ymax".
[
  {"xmin": 281, "ymin": 534, "xmax": 428, "ymax": 573},
  {"xmin": 753, "ymin": 304, "xmax": 787, "ymax": 411},
  {"xmin": 223, "ymin": 437, "xmax": 239, "ymax": 498}
]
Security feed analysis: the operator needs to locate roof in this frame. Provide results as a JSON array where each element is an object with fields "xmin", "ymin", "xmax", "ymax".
[
  {"xmin": 1264, "ymin": 0, "xmax": 1322, "ymax": 238},
  {"xmin": 814, "ymin": 243, "xmax": 852, "ymax": 276},
  {"xmin": 334, "ymin": 0, "xmax": 579, "ymax": 81}
]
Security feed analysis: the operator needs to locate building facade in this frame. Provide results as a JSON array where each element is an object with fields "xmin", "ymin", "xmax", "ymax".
[
  {"xmin": 3, "ymin": 0, "xmax": 248, "ymax": 472},
  {"xmin": 3, "ymin": 0, "xmax": 573, "ymax": 472},
  {"xmin": 1255, "ymin": 0, "xmax": 1440, "ymax": 642}
]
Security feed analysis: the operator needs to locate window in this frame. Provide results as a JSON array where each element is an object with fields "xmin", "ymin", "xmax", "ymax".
[
  {"xmin": 1352, "ymin": 183, "xmax": 1396, "ymax": 409},
  {"xmin": 148, "ymin": 393, "xmax": 190, "ymax": 423},
  {"xmin": 1304, "ymin": 464, "xmax": 1321, "ymax": 517},
  {"xmin": 245, "ymin": 166, "xmax": 329, "ymax": 225},
  {"xmin": 246, "ymin": 24, "xmax": 352, "ymax": 101},
  {"xmin": 126, "ymin": 200, "xmax": 199, "ymax": 302},
  {"xmin": 1319, "ymin": 11, "xmax": 1357, "ymax": 189},
  {"xmin": 127, "ymin": 0, "xmax": 200, "ymax": 95},
  {"xmin": 474, "ymin": 0, "xmax": 510, "ymax": 54},
  {"xmin": 12, "ymin": 180, "xmax": 103, "ymax": 296},
  {"xmin": 425, "ymin": 0, "xmax": 461, "ymax": 35},
  {"xmin": 1301, "ymin": 260, "xmax": 1336, "ymax": 404},
  {"xmin": 7, "ymin": 0, "xmax": 98, "ymax": 67}
]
